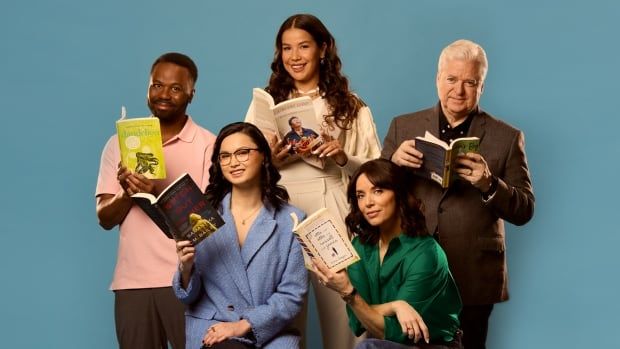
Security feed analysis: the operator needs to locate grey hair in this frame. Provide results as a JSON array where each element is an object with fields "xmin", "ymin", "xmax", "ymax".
[{"xmin": 438, "ymin": 39, "xmax": 488, "ymax": 82}]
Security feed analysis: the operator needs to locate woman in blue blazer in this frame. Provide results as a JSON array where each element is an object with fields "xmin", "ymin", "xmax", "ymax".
[{"xmin": 174, "ymin": 122, "xmax": 308, "ymax": 349}]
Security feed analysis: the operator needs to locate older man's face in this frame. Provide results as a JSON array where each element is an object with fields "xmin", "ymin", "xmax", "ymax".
[{"xmin": 436, "ymin": 59, "xmax": 484, "ymax": 122}]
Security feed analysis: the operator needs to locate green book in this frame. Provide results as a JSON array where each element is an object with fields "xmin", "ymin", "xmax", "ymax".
[
  {"xmin": 115, "ymin": 107, "xmax": 166, "ymax": 179},
  {"xmin": 414, "ymin": 131, "xmax": 480, "ymax": 188}
]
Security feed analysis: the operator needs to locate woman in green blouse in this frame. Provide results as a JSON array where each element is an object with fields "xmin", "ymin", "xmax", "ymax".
[{"xmin": 312, "ymin": 159, "xmax": 463, "ymax": 348}]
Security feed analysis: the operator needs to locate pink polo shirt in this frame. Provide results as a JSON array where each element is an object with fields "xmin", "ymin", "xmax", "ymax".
[{"xmin": 96, "ymin": 116, "xmax": 216, "ymax": 290}]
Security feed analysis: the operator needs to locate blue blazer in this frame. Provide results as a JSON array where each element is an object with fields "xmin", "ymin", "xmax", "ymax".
[{"xmin": 173, "ymin": 193, "xmax": 308, "ymax": 348}]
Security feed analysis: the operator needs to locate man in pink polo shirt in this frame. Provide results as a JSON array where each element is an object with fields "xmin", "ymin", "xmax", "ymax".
[{"xmin": 96, "ymin": 52, "xmax": 216, "ymax": 349}]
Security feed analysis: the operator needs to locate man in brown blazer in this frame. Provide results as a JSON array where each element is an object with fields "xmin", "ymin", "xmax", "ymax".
[{"xmin": 382, "ymin": 39, "xmax": 534, "ymax": 349}]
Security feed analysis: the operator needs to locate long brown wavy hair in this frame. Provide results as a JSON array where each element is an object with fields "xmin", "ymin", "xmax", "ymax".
[
  {"xmin": 266, "ymin": 13, "xmax": 363, "ymax": 130},
  {"xmin": 345, "ymin": 159, "xmax": 429, "ymax": 245}
]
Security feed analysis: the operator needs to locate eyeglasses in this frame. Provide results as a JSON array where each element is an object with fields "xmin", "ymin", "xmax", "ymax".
[
  {"xmin": 444, "ymin": 76, "xmax": 480, "ymax": 88},
  {"xmin": 218, "ymin": 148, "xmax": 259, "ymax": 166}
]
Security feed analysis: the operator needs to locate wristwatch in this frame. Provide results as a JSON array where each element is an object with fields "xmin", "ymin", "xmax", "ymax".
[{"xmin": 341, "ymin": 287, "xmax": 357, "ymax": 304}]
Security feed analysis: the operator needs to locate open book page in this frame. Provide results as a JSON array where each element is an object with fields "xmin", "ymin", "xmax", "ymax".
[
  {"xmin": 447, "ymin": 137, "xmax": 480, "ymax": 169},
  {"xmin": 250, "ymin": 88, "xmax": 279, "ymax": 137},
  {"xmin": 291, "ymin": 208, "xmax": 359, "ymax": 272}
]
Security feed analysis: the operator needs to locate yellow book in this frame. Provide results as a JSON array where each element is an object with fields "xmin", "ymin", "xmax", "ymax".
[{"xmin": 115, "ymin": 107, "xmax": 166, "ymax": 179}]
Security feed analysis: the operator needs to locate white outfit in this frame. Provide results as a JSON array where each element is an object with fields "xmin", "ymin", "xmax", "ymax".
[{"xmin": 246, "ymin": 96, "xmax": 381, "ymax": 349}]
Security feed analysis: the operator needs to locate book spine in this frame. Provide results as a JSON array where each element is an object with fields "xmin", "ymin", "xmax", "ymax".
[
  {"xmin": 442, "ymin": 149, "xmax": 452, "ymax": 188},
  {"xmin": 293, "ymin": 234, "xmax": 315, "ymax": 259}
]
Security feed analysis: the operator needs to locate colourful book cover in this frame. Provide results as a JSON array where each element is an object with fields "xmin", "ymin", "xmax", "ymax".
[
  {"xmin": 414, "ymin": 131, "xmax": 480, "ymax": 188},
  {"xmin": 132, "ymin": 173, "xmax": 225, "ymax": 245},
  {"xmin": 115, "ymin": 111, "xmax": 166, "ymax": 179}
]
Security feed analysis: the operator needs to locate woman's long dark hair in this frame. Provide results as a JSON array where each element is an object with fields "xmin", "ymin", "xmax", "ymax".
[
  {"xmin": 205, "ymin": 122, "xmax": 289, "ymax": 210},
  {"xmin": 345, "ymin": 159, "xmax": 429, "ymax": 245},
  {"xmin": 266, "ymin": 13, "xmax": 363, "ymax": 130}
]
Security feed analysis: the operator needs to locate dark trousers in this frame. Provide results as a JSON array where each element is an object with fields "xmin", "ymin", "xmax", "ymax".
[
  {"xmin": 115, "ymin": 287, "xmax": 186, "ymax": 349},
  {"xmin": 203, "ymin": 340, "xmax": 255, "ymax": 349},
  {"xmin": 459, "ymin": 304, "xmax": 494, "ymax": 349}
]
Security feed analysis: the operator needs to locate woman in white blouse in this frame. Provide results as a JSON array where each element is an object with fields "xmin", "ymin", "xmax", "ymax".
[{"xmin": 245, "ymin": 13, "xmax": 381, "ymax": 349}]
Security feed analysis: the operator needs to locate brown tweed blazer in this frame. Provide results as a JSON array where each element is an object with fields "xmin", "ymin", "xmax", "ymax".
[{"xmin": 381, "ymin": 103, "xmax": 535, "ymax": 305}]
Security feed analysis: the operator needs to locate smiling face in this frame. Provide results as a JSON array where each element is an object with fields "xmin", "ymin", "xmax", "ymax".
[
  {"xmin": 355, "ymin": 173, "xmax": 400, "ymax": 235},
  {"xmin": 147, "ymin": 62, "xmax": 194, "ymax": 122},
  {"xmin": 436, "ymin": 59, "xmax": 484, "ymax": 122},
  {"xmin": 289, "ymin": 116, "xmax": 302, "ymax": 130},
  {"xmin": 218, "ymin": 132, "xmax": 264, "ymax": 189},
  {"xmin": 280, "ymin": 28, "xmax": 325, "ymax": 91}
]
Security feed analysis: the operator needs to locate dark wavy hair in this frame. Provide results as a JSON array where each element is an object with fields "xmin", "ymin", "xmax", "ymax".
[
  {"xmin": 266, "ymin": 13, "xmax": 363, "ymax": 130},
  {"xmin": 205, "ymin": 122, "xmax": 289, "ymax": 210},
  {"xmin": 345, "ymin": 159, "xmax": 429, "ymax": 245}
]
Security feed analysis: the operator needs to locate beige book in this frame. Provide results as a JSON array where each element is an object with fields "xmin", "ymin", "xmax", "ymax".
[
  {"xmin": 249, "ymin": 88, "xmax": 325, "ymax": 169},
  {"xmin": 290, "ymin": 207, "xmax": 360, "ymax": 272}
]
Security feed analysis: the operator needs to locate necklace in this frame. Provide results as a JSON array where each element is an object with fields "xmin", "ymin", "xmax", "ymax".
[
  {"xmin": 234, "ymin": 205, "xmax": 262, "ymax": 225},
  {"xmin": 292, "ymin": 87, "xmax": 321, "ymax": 99}
]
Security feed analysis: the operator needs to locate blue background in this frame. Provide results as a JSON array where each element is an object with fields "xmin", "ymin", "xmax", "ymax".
[{"xmin": 1, "ymin": 0, "xmax": 618, "ymax": 348}]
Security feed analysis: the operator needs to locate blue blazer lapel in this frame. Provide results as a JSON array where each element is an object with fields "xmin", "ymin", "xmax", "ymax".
[
  {"xmin": 240, "ymin": 206, "xmax": 276, "ymax": 267},
  {"xmin": 212, "ymin": 195, "xmax": 253, "ymax": 304}
]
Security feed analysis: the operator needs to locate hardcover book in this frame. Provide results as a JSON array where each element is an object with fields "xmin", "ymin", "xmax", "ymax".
[
  {"xmin": 290, "ymin": 207, "xmax": 360, "ymax": 272},
  {"xmin": 414, "ymin": 131, "xmax": 480, "ymax": 188},
  {"xmin": 132, "ymin": 173, "xmax": 225, "ymax": 245},
  {"xmin": 249, "ymin": 88, "xmax": 325, "ymax": 169},
  {"xmin": 116, "ymin": 107, "xmax": 166, "ymax": 179}
]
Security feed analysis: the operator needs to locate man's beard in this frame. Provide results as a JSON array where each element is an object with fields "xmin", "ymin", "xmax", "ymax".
[{"xmin": 148, "ymin": 99, "xmax": 188, "ymax": 121}]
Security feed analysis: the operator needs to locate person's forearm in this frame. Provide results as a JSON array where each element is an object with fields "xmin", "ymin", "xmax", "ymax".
[
  {"xmin": 348, "ymin": 293, "xmax": 386, "ymax": 338},
  {"xmin": 180, "ymin": 265, "xmax": 193, "ymax": 289},
  {"xmin": 371, "ymin": 301, "xmax": 398, "ymax": 317},
  {"xmin": 96, "ymin": 191, "xmax": 133, "ymax": 229}
]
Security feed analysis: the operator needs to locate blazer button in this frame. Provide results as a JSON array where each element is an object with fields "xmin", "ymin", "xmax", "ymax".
[{"xmin": 227, "ymin": 305, "xmax": 235, "ymax": 311}]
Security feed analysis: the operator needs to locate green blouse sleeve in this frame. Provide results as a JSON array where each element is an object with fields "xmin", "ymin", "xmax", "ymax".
[
  {"xmin": 384, "ymin": 316, "xmax": 409, "ymax": 343},
  {"xmin": 384, "ymin": 244, "xmax": 446, "ymax": 343},
  {"xmin": 397, "ymin": 244, "xmax": 445, "ymax": 312}
]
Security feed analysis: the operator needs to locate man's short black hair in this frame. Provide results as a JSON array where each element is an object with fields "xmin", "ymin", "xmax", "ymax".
[{"xmin": 151, "ymin": 52, "xmax": 198, "ymax": 84}]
